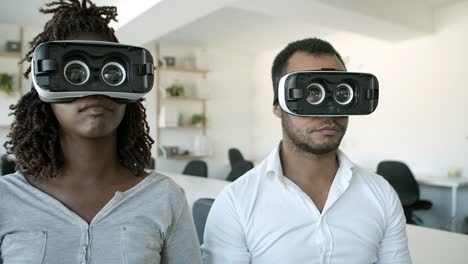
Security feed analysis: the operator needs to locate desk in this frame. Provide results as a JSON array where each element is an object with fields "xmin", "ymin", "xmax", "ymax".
[
  {"xmin": 416, "ymin": 176, "xmax": 468, "ymax": 231},
  {"xmin": 162, "ymin": 171, "xmax": 230, "ymax": 210}
]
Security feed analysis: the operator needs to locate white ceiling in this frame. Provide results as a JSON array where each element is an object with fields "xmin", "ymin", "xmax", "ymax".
[
  {"xmin": 0, "ymin": 0, "xmax": 466, "ymax": 51},
  {"xmin": 159, "ymin": 7, "xmax": 332, "ymax": 52},
  {"xmin": 0, "ymin": 0, "xmax": 120, "ymax": 27},
  {"xmin": 156, "ymin": 0, "xmax": 465, "ymax": 51},
  {"xmin": 0, "ymin": 0, "xmax": 463, "ymax": 27}
]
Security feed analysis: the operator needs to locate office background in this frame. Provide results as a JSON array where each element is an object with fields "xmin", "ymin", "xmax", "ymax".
[{"xmin": 0, "ymin": 0, "xmax": 467, "ymax": 260}]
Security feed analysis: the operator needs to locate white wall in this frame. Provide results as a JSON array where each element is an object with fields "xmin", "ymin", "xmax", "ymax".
[
  {"xmin": 250, "ymin": 2, "xmax": 468, "ymax": 231},
  {"xmin": 145, "ymin": 42, "xmax": 255, "ymax": 179}
]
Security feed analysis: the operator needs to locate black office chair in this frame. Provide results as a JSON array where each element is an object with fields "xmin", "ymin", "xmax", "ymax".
[
  {"xmin": 1, "ymin": 158, "xmax": 16, "ymax": 176},
  {"xmin": 182, "ymin": 160, "xmax": 208, "ymax": 178},
  {"xmin": 228, "ymin": 148, "xmax": 245, "ymax": 169},
  {"xmin": 148, "ymin": 157, "xmax": 156, "ymax": 170},
  {"xmin": 192, "ymin": 198, "xmax": 215, "ymax": 244},
  {"xmin": 377, "ymin": 161, "xmax": 432, "ymax": 225},
  {"xmin": 226, "ymin": 160, "xmax": 254, "ymax": 182}
]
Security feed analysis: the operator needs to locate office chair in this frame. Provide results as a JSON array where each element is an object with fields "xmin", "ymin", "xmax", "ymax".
[
  {"xmin": 148, "ymin": 157, "xmax": 156, "ymax": 170},
  {"xmin": 376, "ymin": 160, "xmax": 432, "ymax": 225},
  {"xmin": 228, "ymin": 148, "xmax": 245, "ymax": 169},
  {"xmin": 226, "ymin": 160, "xmax": 254, "ymax": 182},
  {"xmin": 182, "ymin": 160, "xmax": 208, "ymax": 178},
  {"xmin": 1, "ymin": 158, "xmax": 16, "ymax": 176},
  {"xmin": 192, "ymin": 198, "xmax": 215, "ymax": 244}
]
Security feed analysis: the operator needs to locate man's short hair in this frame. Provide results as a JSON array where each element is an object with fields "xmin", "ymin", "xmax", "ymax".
[{"xmin": 271, "ymin": 38, "xmax": 346, "ymax": 104}]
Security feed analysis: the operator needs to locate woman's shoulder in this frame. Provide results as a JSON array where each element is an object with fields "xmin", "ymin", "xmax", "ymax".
[
  {"xmin": 138, "ymin": 171, "xmax": 187, "ymax": 201},
  {"xmin": 0, "ymin": 172, "xmax": 28, "ymax": 191}
]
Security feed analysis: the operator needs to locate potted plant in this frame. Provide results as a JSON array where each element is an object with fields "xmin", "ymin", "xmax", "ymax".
[
  {"xmin": 190, "ymin": 114, "xmax": 207, "ymax": 127},
  {"xmin": 165, "ymin": 80, "xmax": 185, "ymax": 97},
  {"xmin": 0, "ymin": 73, "xmax": 14, "ymax": 95}
]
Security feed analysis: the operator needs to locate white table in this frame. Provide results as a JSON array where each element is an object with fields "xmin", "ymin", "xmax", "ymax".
[
  {"xmin": 162, "ymin": 171, "xmax": 230, "ymax": 211},
  {"xmin": 416, "ymin": 176, "xmax": 468, "ymax": 231}
]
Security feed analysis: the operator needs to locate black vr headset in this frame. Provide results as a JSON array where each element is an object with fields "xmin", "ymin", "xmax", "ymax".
[
  {"xmin": 31, "ymin": 41, "xmax": 154, "ymax": 103},
  {"xmin": 277, "ymin": 70, "xmax": 379, "ymax": 116}
]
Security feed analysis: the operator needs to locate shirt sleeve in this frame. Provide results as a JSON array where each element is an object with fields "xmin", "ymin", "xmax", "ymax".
[
  {"xmin": 377, "ymin": 184, "xmax": 412, "ymax": 264},
  {"xmin": 201, "ymin": 187, "xmax": 251, "ymax": 264},
  {"xmin": 162, "ymin": 198, "xmax": 202, "ymax": 264}
]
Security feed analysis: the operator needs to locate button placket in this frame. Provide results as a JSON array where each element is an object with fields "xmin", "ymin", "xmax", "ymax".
[
  {"xmin": 80, "ymin": 225, "xmax": 91, "ymax": 264},
  {"xmin": 321, "ymin": 214, "xmax": 333, "ymax": 264}
]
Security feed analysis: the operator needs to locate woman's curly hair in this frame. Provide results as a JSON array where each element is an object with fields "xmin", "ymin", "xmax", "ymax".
[{"xmin": 3, "ymin": 0, "xmax": 154, "ymax": 180}]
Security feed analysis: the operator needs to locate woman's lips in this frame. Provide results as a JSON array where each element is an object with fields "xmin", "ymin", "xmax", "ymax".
[{"xmin": 80, "ymin": 105, "xmax": 111, "ymax": 115}]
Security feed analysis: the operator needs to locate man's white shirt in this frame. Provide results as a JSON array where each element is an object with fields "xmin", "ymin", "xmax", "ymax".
[{"xmin": 202, "ymin": 143, "xmax": 411, "ymax": 264}]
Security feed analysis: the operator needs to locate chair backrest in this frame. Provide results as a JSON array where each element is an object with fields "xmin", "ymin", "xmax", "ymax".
[
  {"xmin": 182, "ymin": 160, "xmax": 208, "ymax": 178},
  {"xmin": 226, "ymin": 160, "xmax": 254, "ymax": 182},
  {"xmin": 376, "ymin": 160, "xmax": 420, "ymax": 206},
  {"xmin": 192, "ymin": 198, "xmax": 215, "ymax": 244},
  {"xmin": 148, "ymin": 157, "xmax": 156, "ymax": 170},
  {"xmin": 1, "ymin": 158, "xmax": 16, "ymax": 176},
  {"xmin": 228, "ymin": 148, "xmax": 245, "ymax": 168}
]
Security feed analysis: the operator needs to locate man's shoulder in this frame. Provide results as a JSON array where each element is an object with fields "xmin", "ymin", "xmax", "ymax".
[
  {"xmin": 224, "ymin": 164, "xmax": 263, "ymax": 195},
  {"xmin": 351, "ymin": 165, "xmax": 392, "ymax": 189},
  {"xmin": 351, "ymin": 165, "xmax": 396, "ymax": 198}
]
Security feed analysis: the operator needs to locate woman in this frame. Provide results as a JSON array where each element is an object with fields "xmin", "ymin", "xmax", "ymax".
[{"xmin": 0, "ymin": 1, "xmax": 202, "ymax": 263}]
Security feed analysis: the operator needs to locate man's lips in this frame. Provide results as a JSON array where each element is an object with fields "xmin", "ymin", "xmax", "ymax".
[{"xmin": 314, "ymin": 125, "xmax": 341, "ymax": 136}]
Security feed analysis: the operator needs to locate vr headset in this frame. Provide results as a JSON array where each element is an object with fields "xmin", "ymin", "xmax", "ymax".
[
  {"xmin": 31, "ymin": 41, "xmax": 154, "ymax": 103},
  {"xmin": 277, "ymin": 70, "xmax": 379, "ymax": 116}
]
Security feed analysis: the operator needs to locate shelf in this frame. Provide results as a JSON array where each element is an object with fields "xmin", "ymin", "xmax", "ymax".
[
  {"xmin": 0, "ymin": 51, "xmax": 21, "ymax": 59},
  {"xmin": 159, "ymin": 125, "xmax": 205, "ymax": 129},
  {"xmin": 159, "ymin": 66, "xmax": 208, "ymax": 78},
  {"xmin": 160, "ymin": 96, "xmax": 208, "ymax": 102},
  {"xmin": 162, "ymin": 154, "xmax": 211, "ymax": 160}
]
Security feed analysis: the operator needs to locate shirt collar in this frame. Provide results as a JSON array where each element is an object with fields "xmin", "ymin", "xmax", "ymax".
[
  {"xmin": 265, "ymin": 142, "xmax": 284, "ymax": 182},
  {"xmin": 264, "ymin": 141, "xmax": 355, "ymax": 184}
]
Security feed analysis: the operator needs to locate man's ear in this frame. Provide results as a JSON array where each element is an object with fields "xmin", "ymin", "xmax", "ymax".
[{"xmin": 273, "ymin": 103, "xmax": 282, "ymax": 118}]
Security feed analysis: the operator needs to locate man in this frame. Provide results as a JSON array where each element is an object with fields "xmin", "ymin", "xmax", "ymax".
[{"xmin": 202, "ymin": 38, "xmax": 411, "ymax": 264}]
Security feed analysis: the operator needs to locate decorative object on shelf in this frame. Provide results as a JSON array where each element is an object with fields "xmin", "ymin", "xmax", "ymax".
[
  {"xmin": 178, "ymin": 113, "xmax": 186, "ymax": 126},
  {"xmin": 179, "ymin": 56, "xmax": 197, "ymax": 69},
  {"xmin": 0, "ymin": 73, "xmax": 14, "ymax": 95},
  {"xmin": 165, "ymin": 80, "xmax": 185, "ymax": 97},
  {"xmin": 193, "ymin": 135, "xmax": 211, "ymax": 156},
  {"xmin": 156, "ymin": 59, "xmax": 164, "ymax": 68},
  {"xmin": 5, "ymin": 41, "xmax": 21, "ymax": 52},
  {"xmin": 163, "ymin": 56, "xmax": 176, "ymax": 66},
  {"xmin": 159, "ymin": 145, "xmax": 179, "ymax": 157},
  {"xmin": 159, "ymin": 105, "xmax": 179, "ymax": 127},
  {"xmin": 190, "ymin": 114, "xmax": 207, "ymax": 127}
]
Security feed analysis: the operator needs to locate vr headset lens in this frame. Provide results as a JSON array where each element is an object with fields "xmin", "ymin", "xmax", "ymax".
[
  {"xmin": 278, "ymin": 71, "xmax": 379, "ymax": 116},
  {"xmin": 334, "ymin": 83, "xmax": 354, "ymax": 106},
  {"xmin": 32, "ymin": 40, "xmax": 154, "ymax": 103},
  {"xmin": 306, "ymin": 83, "xmax": 326, "ymax": 105},
  {"xmin": 64, "ymin": 60, "xmax": 90, "ymax": 85}
]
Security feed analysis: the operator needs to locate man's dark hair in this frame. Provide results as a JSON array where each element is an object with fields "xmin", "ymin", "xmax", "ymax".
[
  {"xmin": 4, "ymin": 0, "xmax": 154, "ymax": 180},
  {"xmin": 271, "ymin": 37, "xmax": 346, "ymax": 104}
]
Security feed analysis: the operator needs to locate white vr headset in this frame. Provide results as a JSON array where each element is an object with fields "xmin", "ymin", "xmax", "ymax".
[
  {"xmin": 277, "ymin": 70, "xmax": 379, "ymax": 116},
  {"xmin": 31, "ymin": 40, "xmax": 154, "ymax": 103}
]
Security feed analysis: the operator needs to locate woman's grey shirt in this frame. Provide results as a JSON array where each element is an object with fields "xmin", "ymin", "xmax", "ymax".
[{"xmin": 0, "ymin": 171, "xmax": 202, "ymax": 264}]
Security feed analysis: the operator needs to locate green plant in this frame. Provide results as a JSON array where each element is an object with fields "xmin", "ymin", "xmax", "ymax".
[
  {"xmin": 190, "ymin": 114, "xmax": 207, "ymax": 126},
  {"xmin": 0, "ymin": 73, "xmax": 14, "ymax": 95},
  {"xmin": 165, "ymin": 80, "xmax": 185, "ymax": 97}
]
